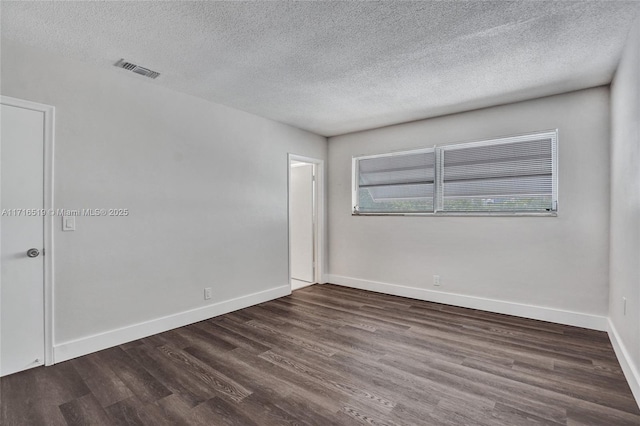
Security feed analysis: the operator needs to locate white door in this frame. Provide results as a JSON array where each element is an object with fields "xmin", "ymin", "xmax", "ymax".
[
  {"xmin": 1, "ymin": 102, "xmax": 46, "ymax": 376},
  {"xmin": 290, "ymin": 162, "xmax": 315, "ymax": 286}
]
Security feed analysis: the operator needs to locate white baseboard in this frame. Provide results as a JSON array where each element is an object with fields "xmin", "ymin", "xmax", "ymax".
[
  {"xmin": 326, "ymin": 274, "xmax": 608, "ymax": 331},
  {"xmin": 53, "ymin": 285, "xmax": 291, "ymax": 363},
  {"xmin": 608, "ymin": 319, "xmax": 640, "ymax": 408}
]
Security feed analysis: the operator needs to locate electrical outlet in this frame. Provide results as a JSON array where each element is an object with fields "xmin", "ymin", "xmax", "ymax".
[
  {"xmin": 62, "ymin": 216, "xmax": 75, "ymax": 231},
  {"xmin": 623, "ymin": 297, "xmax": 627, "ymax": 315},
  {"xmin": 433, "ymin": 275, "xmax": 441, "ymax": 287},
  {"xmin": 204, "ymin": 287, "xmax": 212, "ymax": 300}
]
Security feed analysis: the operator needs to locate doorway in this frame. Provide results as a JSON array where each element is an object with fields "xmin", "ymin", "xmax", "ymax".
[
  {"xmin": 1, "ymin": 96, "xmax": 55, "ymax": 376},
  {"xmin": 288, "ymin": 154, "xmax": 324, "ymax": 291}
]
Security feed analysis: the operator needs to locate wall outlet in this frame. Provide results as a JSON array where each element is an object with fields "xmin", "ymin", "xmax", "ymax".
[
  {"xmin": 433, "ymin": 275, "xmax": 441, "ymax": 287},
  {"xmin": 204, "ymin": 287, "xmax": 212, "ymax": 300},
  {"xmin": 623, "ymin": 297, "xmax": 627, "ymax": 315},
  {"xmin": 62, "ymin": 216, "xmax": 76, "ymax": 231}
]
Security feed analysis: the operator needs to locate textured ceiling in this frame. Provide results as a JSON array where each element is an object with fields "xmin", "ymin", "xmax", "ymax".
[{"xmin": 2, "ymin": 1, "xmax": 639, "ymax": 136}]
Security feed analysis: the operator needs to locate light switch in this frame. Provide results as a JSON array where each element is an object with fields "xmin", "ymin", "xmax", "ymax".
[{"xmin": 62, "ymin": 216, "xmax": 75, "ymax": 231}]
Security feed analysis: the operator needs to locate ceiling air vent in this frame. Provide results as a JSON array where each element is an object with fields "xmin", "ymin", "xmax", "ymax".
[{"xmin": 114, "ymin": 59, "xmax": 160, "ymax": 79}]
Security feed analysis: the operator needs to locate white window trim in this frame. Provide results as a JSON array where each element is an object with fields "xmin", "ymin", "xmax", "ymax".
[{"xmin": 352, "ymin": 130, "xmax": 558, "ymax": 217}]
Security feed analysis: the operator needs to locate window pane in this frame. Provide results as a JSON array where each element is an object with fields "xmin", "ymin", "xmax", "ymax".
[
  {"xmin": 443, "ymin": 195, "xmax": 553, "ymax": 212},
  {"xmin": 356, "ymin": 150, "xmax": 435, "ymax": 213},
  {"xmin": 358, "ymin": 183, "xmax": 434, "ymax": 213},
  {"xmin": 440, "ymin": 136, "xmax": 555, "ymax": 213},
  {"xmin": 359, "ymin": 152, "xmax": 434, "ymax": 185},
  {"xmin": 352, "ymin": 131, "xmax": 557, "ymax": 215}
]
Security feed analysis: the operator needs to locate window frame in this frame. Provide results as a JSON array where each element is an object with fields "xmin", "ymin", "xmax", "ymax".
[{"xmin": 352, "ymin": 130, "xmax": 558, "ymax": 217}]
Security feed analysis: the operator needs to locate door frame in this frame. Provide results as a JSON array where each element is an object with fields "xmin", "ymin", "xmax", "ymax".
[
  {"xmin": 287, "ymin": 154, "xmax": 325, "ymax": 289},
  {"xmin": 1, "ymin": 96, "xmax": 55, "ymax": 366}
]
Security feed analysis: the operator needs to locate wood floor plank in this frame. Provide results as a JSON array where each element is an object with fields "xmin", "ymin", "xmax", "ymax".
[
  {"xmin": 1, "ymin": 284, "xmax": 638, "ymax": 425},
  {"xmin": 239, "ymin": 332, "xmax": 444, "ymax": 417},
  {"xmin": 461, "ymin": 356, "xmax": 639, "ymax": 413},
  {"xmin": 237, "ymin": 391, "xmax": 329, "ymax": 426},
  {"xmin": 96, "ymin": 346, "xmax": 173, "ymax": 405},
  {"xmin": 71, "ymin": 354, "xmax": 134, "ymax": 407},
  {"xmin": 183, "ymin": 346, "xmax": 346, "ymax": 425},
  {"xmin": 259, "ymin": 349, "xmax": 397, "ymax": 411},
  {"xmin": 124, "ymin": 345, "xmax": 209, "ymax": 408},
  {"xmin": 195, "ymin": 321, "xmax": 271, "ymax": 354},
  {"xmin": 34, "ymin": 360, "xmax": 91, "ymax": 404},
  {"xmin": 173, "ymin": 326, "xmax": 238, "ymax": 353},
  {"xmin": 0, "ymin": 368, "xmax": 68, "ymax": 426},
  {"xmin": 277, "ymin": 294, "xmax": 412, "ymax": 330},
  {"xmin": 58, "ymin": 393, "xmax": 113, "ymax": 425},
  {"xmin": 189, "ymin": 342, "xmax": 355, "ymax": 421},
  {"xmin": 154, "ymin": 344, "xmax": 252, "ymax": 403},
  {"xmin": 191, "ymin": 396, "xmax": 259, "ymax": 426},
  {"xmin": 491, "ymin": 402, "xmax": 565, "ymax": 426},
  {"xmin": 153, "ymin": 394, "xmax": 209, "ymax": 425},
  {"xmin": 105, "ymin": 396, "xmax": 178, "ymax": 426}
]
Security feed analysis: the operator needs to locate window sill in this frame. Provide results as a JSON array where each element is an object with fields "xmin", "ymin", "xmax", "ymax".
[{"xmin": 352, "ymin": 212, "xmax": 558, "ymax": 217}]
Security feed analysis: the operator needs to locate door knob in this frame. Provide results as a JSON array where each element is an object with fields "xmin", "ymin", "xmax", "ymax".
[{"xmin": 26, "ymin": 248, "xmax": 40, "ymax": 258}]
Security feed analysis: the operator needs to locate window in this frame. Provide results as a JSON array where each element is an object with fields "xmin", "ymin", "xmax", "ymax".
[{"xmin": 353, "ymin": 130, "xmax": 558, "ymax": 215}]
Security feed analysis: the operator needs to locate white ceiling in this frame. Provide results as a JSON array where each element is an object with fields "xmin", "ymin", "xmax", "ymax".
[{"xmin": 2, "ymin": 1, "xmax": 639, "ymax": 136}]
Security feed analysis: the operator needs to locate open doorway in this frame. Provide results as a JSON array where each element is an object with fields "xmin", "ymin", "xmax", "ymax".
[{"xmin": 288, "ymin": 154, "xmax": 324, "ymax": 291}]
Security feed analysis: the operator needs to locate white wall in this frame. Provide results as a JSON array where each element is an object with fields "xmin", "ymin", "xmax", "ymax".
[
  {"xmin": 328, "ymin": 87, "xmax": 610, "ymax": 325},
  {"xmin": 0, "ymin": 39, "xmax": 327, "ymax": 357},
  {"xmin": 610, "ymin": 16, "xmax": 640, "ymax": 397}
]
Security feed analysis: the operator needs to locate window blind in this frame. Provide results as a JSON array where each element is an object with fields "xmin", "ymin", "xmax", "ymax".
[
  {"xmin": 438, "ymin": 135, "xmax": 557, "ymax": 212},
  {"xmin": 356, "ymin": 149, "xmax": 435, "ymax": 213},
  {"xmin": 352, "ymin": 130, "xmax": 557, "ymax": 215}
]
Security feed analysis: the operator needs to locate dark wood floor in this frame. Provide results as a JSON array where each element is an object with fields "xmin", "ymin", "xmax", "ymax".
[{"xmin": 2, "ymin": 284, "xmax": 639, "ymax": 426}]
